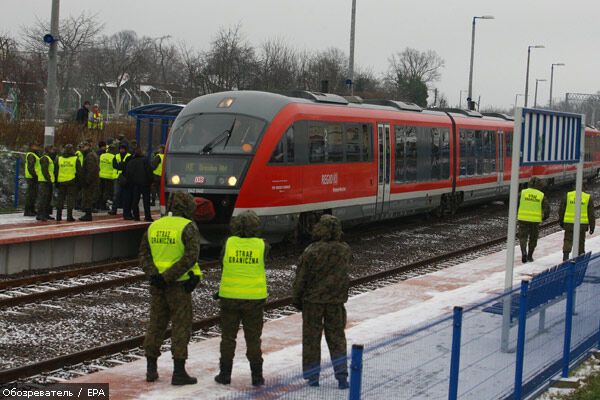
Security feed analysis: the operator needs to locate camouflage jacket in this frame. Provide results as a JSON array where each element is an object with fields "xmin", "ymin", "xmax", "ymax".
[
  {"xmin": 292, "ymin": 240, "xmax": 352, "ymax": 305},
  {"xmin": 139, "ymin": 222, "xmax": 201, "ymax": 284},
  {"xmin": 81, "ymin": 151, "xmax": 99, "ymax": 186}
]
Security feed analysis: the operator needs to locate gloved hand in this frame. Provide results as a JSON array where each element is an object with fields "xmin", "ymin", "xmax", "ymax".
[
  {"xmin": 590, "ymin": 227, "xmax": 595, "ymax": 235},
  {"xmin": 212, "ymin": 292, "xmax": 220, "ymax": 300},
  {"xmin": 292, "ymin": 302, "xmax": 303, "ymax": 311},
  {"xmin": 183, "ymin": 271, "xmax": 200, "ymax": 293},
  {"xmin": 149, "ymin": 274, "xmax": 167, "ymax": 289}
]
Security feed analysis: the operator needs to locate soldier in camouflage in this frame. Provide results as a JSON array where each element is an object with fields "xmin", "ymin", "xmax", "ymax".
[
  {"xmin": 35, "ymin": 146, "xmax": 56, "ymax": 221},
  {"xmin": 24, "ymin": 143, "xmax": 41, "ymax": 217},
  {"xmin": 79, "ymin": 142, "xmax": 99, "ymax": 221},
  {"xmin": 517, "ymin": 177, "xmax": 550, "ymax": 262},
  {"xmin": 55, "ymin": 144, "xmax": 81, "ymax": 222},
  {"xmin": 214, "ymin": 211, "xmax": 269, "ymax": 387},
  {"xmin": 292, "ymin": 214, "xmax": 352, "ymax": 389},
  {"xmin": 559, "ymin": 184, "xmax": 596, "ymax": 260},
  {"xmin": 140, "ymin": 191, "xmax": 202, "ymax": 385}
]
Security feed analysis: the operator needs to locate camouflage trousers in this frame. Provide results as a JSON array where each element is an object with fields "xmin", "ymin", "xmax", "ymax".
[
  {"xmin": 56, "ymin": 181, "xmax": 78, "ymax": 212},
  {"xmin": 25, "ymin": 178, "xmax": 37, "ymax": 215},
  {"xmin": 562, "ymin": 223, "xmax": 588, "ymax": 255},
  {"xmin": 302, "ymin": 302, "xmax": 348, "ymax": 380},
  {"xmin": 81, "ymin": 181, "xmax": 99, "ymax": 210},
  {"xmin": 143, "ymin": 285, "xmax": 193, "ymax": 359},
  {"xmin": 36, "ymin": 182, "xmax": 53, "ymax": 217},
  {"xmin": 518, "ymin": 221, "xmax": 540, "ymax": 255},
  {"xmin": 98, "ymin": 179, "xmax": 114, "ymax": 209},
  {"xmin": 219, "ymin": 298, "xmax": 265, "ymax": 365}
]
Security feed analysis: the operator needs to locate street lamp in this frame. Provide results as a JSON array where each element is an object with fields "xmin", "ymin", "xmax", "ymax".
[
  {"xmin": 549, "ymin": 63, "xmax": 565, "ymax": 108},
  {"xmin": 348, "ymin": 0, "xmax": 357, "ymax": 95},
  {"xmin": 534, "ymin": 79, "xmax": 547, "ymax": 107},
  {"xmin": 524, "ymin": 45, "xmax": 545, "ymax": 107},
  {"xmin": 467, "ymin": 15, "xmax": 495, "ymax": 110},
  {"xmin": 514, "ymin": 93, "xmax": 524, "ymax": 109}
]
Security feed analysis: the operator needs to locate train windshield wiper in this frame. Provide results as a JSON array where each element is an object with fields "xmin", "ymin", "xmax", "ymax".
[{"xmin": 201, "ymin": 118, "xmax": 236, "ymax": 154}]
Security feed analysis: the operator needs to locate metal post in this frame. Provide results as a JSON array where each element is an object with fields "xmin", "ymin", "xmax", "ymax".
[
  {"xmin": 502, "ymin": 107, "xmax": 523, "ymax": 352},
  {"xmin": 514, "ymin": 280, "xmax": 530, "ymax": 400},
  {"xmin": 135, "ymin": 118, "xmax": 141, "ymax": 145},
  {"xmin": 524, "ymin": 47, "xmax": 531, "ymax": 107},
  {"xmin": 549, "ymin": 65, "xmax": 555, "ymax": 108},
  {"xmin": 467, "ymin": 17, "xmax": 476, "ymax": 110},
  {"xmin": 562, "ymin": 263, "xmax": 576, "ymax": 377},
  {"xmin": 73, "ymin": 88, "xmax": 82, "ymax": 108},
  {"xmin": 147, "ymin": 118, "xmax": 153, "ymax": 158},
  {"xmin": 349, "ymin": 344, "xmax": 364, "ymax": 400},
  {"xmin": 161, "ymin": 119, "xmax": 169, "ymax": 145},
  {"xmin": 448, "ymin": 307, "xmax": 463, "ymax": 400},
  {"xmin": 572, "ymin": 116, "xmax": 585, "ymax": 258},
  {"xmin": 348, "ymin": 0, "xmax": 357, "ymax": 96},
  {"xmin": 534, "ymin": 80, "xmax": 539, "ymax": 108},
  {"xmin": 44, "ymin": 0, "xmax": 60, "ymax": 146},
  {"xmin": 13, "ymin": 156, "xmax": 20, "ymax": 209}
]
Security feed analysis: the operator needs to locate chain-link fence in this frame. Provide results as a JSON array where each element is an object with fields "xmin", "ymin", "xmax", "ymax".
[{"xmin": 0, "ymin": 149, "xmax": 25, "ymax": 211}]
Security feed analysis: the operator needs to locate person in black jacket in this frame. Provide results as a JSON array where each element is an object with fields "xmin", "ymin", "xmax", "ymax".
[
  {"xmin": 124, "ymin": 147, "xmax": 154, "ymax": 221},
  {"xmin": 76, "ymin": 101, "xmax": 90, "ymax": 126}
]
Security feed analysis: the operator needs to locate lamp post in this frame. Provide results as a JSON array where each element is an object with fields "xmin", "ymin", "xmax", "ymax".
[
  {"xmin": 514, "ymin": 93, "xmax": 524, "ymax": 109},
  {"xmin": 524, "ymin": 45, "xmax": 545, "ymax": 107},
  {"xmin": 348, "ymin": 0, "xmax": 357, "ymax": 95},
  {"xmin": 549, "ymin": 63, "xmax": 565, "ymax": 108},
  {"xmin": 44, "ymin": 0, "xmax": 60, "ymax": 146},
  {"xmin": 534, "ymin": 79, "xmax": 547, "ymax": 108},
  {"xmin": 467, "ymin": 15, "xmax": 494, "ymax": 110}
]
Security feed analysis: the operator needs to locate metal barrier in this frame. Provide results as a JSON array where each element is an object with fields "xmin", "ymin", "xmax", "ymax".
[
  {"xmin": 0, "ymin": 150, "xmax": 25, "ymax": 211},
  {"xmin": 223, "ymin": 253, "xmax": 600, "ymax": 400}
]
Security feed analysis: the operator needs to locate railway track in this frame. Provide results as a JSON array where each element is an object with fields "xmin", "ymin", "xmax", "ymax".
[{"xmin": 0, "ymin": 217, "xmax": 568, "ymax": 385}]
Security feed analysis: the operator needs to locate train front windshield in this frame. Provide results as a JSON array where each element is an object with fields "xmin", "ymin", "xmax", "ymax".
[{"xmin": 168, "ymin": 114, "xmax": 266, "ymax": 155}]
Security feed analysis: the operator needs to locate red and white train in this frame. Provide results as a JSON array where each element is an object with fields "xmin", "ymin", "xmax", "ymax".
[{"xmin": 161, "ymin": 90, "xmax": 600, "ymax": 244}]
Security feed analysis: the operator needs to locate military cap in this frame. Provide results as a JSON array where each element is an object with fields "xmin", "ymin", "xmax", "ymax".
[
  {"xmin": 230, "ymin": 210, "xmax": 261, "ymax": 238},
  {"xmin": 312, "ymin": 214, "xmax": 343, "ymax": 242}
]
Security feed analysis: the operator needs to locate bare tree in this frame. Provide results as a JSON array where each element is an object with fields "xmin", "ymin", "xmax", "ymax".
[
  {"xmin": 304, "ymin": 47, "xmax": 348, "ymax": 93},
  {"xmin": 254, "ymin": 37, "xmax": 297, "ymax": 92},
  {"xmin": 387, "ymin": 48, "xmax": 445, "ymax": 85},
  {"xmin": 178, "ymin": 41, "xmax": 205, "ymax": 98}
]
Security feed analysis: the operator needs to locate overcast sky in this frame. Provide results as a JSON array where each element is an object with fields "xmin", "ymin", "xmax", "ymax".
[{"xmin": 2, "ymin": 0, "xmax": 598, "ymax": 109}]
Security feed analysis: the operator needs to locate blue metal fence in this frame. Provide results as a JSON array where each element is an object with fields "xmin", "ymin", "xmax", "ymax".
[{"xmin": 224, "ymin": 252, "xmax": 600, "ymax": 400}]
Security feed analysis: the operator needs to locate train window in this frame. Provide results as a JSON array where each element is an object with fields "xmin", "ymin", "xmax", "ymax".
[
  {"xmin": 286, "ymin": 126, "xmax": 295, "ymax": 163},
  {"xmin": 475, "ymin": 130, "xmax": 484, "ymax": 175},
  {"xmin": 430, "ymin": 128, "xmax": 441, "ymax": 180},
  {"xmin": 394, "ymin": 126, "xmax": 406, "ymax": 182},
  {"xmin": 269, "ymin": 136, "xmax": 286, "ymax": 164},
  {"xmin": 345, "ymin": 125, "xmax": 361, "ymax": 162},
  {"xmin": 326, "ymin": 123, "xmax": 344, "ymax": 162},
  {"xmin": 505, "ymin": 131, "xmax": 513, "ymax": 157},
  {"xmin": 308, "ymin": 123, "xmax": 326, "ymax": 163},
  {"xmin": 440, "ymin": 128, "xmax": 450, "ymax": 179},
  {"xmin": 361, "ymin": 124, "xmax": 372, "ymax": 161},
  {"xmin": 269, "ymin": 125, "xmax": 295, "ymax": 165},
  {"xmin": 394, "ymin": 126, "xmax": 418, "ymax": 183}
]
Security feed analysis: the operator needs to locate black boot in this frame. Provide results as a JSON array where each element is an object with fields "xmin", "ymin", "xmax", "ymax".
[
  {"xmin": 563, "ymin": 252, "xmax": 570, "ymax": 261},
  {"xmin": 171, "ymin": 359, "xmax": 197, "ymax": 385},
  {"xmin": 56, "ymin": 209, "xmax": 62, "ymax": 222},
  {"xmin": 214, "ymin": 361, "xmax": 232, "ymax": 385},
  {"xmin": 36, "ymin": 213, "xmax": 47, "ymax": 222},
  {"xmin": 66, "ymin": 209, "xmax": 75, "ymax": 222},
  {"xmin": 521, "ymin": 251, "xmax": 528, "ymax": 263},
  {"xmin": 337, "ymin": 377, "xmax": 349, "ymax": 389},
  {"xmin": 527, "ymin": 249, "xmax": 534, "ymax": 262},
  {"xmin": 146, "ymin": 357, "xmax": 158, "ymax": 382},
  {"xmin": 79, "ymin": 209, "xmax": 92, "ymax": 221},
  {"xmin": 250, "ymin": 361, "xmax": 265, "ymax": 387}
]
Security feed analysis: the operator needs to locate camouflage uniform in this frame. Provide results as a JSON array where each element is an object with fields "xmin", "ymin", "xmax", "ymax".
[
  {"xmin": 215, "ymin": 211, "xmax": 269, "ymax": 387},
  {"xmin": 79, "ymin": 148, "xmax": 99, "ymax": 221},
  {"xmin": 292, "ymin": 215, "xmax": 352, "ymax": 387},
  {"xmin": 140, "ymin": 192, "xmax": 201, "ymax": 385},
  {"xmin": 517, "ymin": 177, "xmax": 550, "ymax": 261},
  {"xmin": 36, "ymin": 148, "xmax": 55, "ymax": 221},
  {"xmin": 55, "ymin": 145, "xmax": 81, "ymax": 222},
  {"xmin": 559, "ymin": 189, "xmax": 596, "ymax": 258},
  {"xmin": 24, "ymin": 147, "xmax": 40, "ymax": 216}
]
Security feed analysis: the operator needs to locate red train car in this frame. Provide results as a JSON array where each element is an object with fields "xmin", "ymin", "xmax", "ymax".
[{"xmin": 162, "ymin": 91, "xmax": 600, "ymax": 245}]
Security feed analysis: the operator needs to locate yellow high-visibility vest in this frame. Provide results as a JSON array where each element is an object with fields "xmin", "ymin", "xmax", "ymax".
[
  {"xmin": 24, "ymin": 152, "xmax": 39, "ymax": 179},
  {"xmin": 153, "ymin": 154, "xmax": 164, "ymax": 177},
  {"xmin": 88, "ymin": 112, "xmax": 104, "ymax": 129},
  {"xmin": 75, "ymin": 150, "xmax": 84, "ymax": 167},
  {"xmin": 35, "ymin": 155, "xmax": 55, "ymax": 183},
  {"xmin": 115, "ymin": 153, "xmax": 131, "ymax": 176},
  {"xmin": 57, "ymin": 156, "xmax": 77, "ymax": 183},
  {"xmin": 147, "ymin": 216, "xmax": 203, "ymax": 282},
  {"xmin": 219, "ymin": 236, "xmax": 267, "ymax": 300},
  {"xmin": 517, "ymin": 188, "xmax": 544, "ymax": 222},
  {"xmin": 99, "ymin": 153, "xmax": 116, "ymax": 180},
  {"xmin": 563, "ymin": 191, "xmax": 590, "ymax": 224}
]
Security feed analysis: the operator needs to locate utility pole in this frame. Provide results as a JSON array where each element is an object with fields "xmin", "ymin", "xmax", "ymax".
[
  {"xmin": 348, "ymin": 0, "xmax": 356, "ymax": 95},
  {"xmin": 534, "ymin": 78, "xmax": 546, "ymax": 108},
  {"xmin": 524, "ymin": 45, "xmax": 544, "ymax": 107},
  {"xmin": 467, "ymin": 15, "xmax": 494, "ymax": 111},
  {"xmin": 549, "ymin": 63, "xmax": 565, "ymax": 108},
  {"xmin": 44, "ymin": 0, "xmax": 60, "ymax": 147}
]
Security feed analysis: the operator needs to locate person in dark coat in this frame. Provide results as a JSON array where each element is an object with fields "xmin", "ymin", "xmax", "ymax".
[
  {"xmin": 24, "ymin": 143, "xmax": 41, "ymax": 216},
  {"xmin": 124, "ymin": 147, "xmax": 154, "ymax": 221},
  {"xmin": 76, "ymin": 101, "xmax": 90, "ymax": 126}
]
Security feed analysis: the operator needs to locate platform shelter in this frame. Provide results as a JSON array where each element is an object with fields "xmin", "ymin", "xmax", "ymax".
[{"xmin": 127, "ymin": 104, "xmax": 184, "ymax": 156}]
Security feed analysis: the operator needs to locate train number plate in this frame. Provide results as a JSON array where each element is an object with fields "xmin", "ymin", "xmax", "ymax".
[{"xmin": 194, "ymin": 176, "xmax": 205, "ymax": 184}]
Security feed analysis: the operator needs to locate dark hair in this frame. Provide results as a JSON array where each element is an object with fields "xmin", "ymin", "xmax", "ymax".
[
  {"xmin": 83, "ymin": 101, "xmax": 90, "ymax": 106},
  {"xmin": 119, "ymin": 144, "xmax": 127, "ymax": 150}
]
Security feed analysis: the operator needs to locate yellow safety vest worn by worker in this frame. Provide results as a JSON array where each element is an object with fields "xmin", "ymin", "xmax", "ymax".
[
  {"xmin": 99, "ymin": 153, "xmax": 116, "ymax": 180},
  {"xmin": 517, "ymin": 188, "xmax": 544, "ymax": 223},
  {"xmin": 75, "ymin": 150, "xmax": 84, "ymax": 167},
  {"xmin": 563, "ymin": 191, "xmax": 590, "ymax": 224},
  {"xmin": 153, "ymin": 154, "xmax": 164, "ymax": 177},
  {"xmin": 219, "ymin": 236, "xmax": 267, "ymax": 300},
  {"xmin": 57, "ymin": 156, "xmax": 77, "ymax": 183},
  {"xmin": 115, "ymin": 153, "xmax": 131, "ymax": 176},
  {"xmin": 88, "ymin": 112, "xmax": 104, "ymax": 129},
  {"xmin": 147, "ymin": 216, "xmax": 203, "ymax": 282},
  {"xmin": 24, "ymin": 152, "xmax": 40, "ymax": 179},
  {"xmin": 35, "ymin": 155, "xmax": 55, "ymax": 183}
]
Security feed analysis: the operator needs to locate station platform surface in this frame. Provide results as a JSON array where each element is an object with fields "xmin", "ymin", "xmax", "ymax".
[{"xmin": 69, "ymin": 227, "xmax": 600, "ymax": 400}]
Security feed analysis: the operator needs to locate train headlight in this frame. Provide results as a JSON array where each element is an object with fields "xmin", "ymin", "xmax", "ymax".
[
  {"xmin": 171, "ymin": 175, "xmax": 181, "ymax": 185},
  {"xmin": 227, "ymin": 176, "xmax": 237, "ymax": 186}
]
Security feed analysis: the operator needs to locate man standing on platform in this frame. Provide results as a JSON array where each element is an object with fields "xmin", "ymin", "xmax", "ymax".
[
  {"xmin": 35, "ymin": 145, "xmax": 56, "ymax": 221},
  {"xmin": 150, "ymin": 145, "xmax": 165, "ymax": 206},
  {"xmin": 109, "ymin": 144, "xmax": 131, "ymax": 216},
  {"xmin": 559, "ymin": 184, "xmax": 596, "ymax": 260},
  {"xmin": 292, "ymin": 214, "xmax": 351, "ymax": 389},
  {"xmin": 214, "ymin": 211, "xmax": 268, "ymax": 387},
  {"xmin": 24, "ymin": 143, "xmax": 41, "ymax": 217},
  {"xmin": 141, "ymin": 191, "xmax": 203, "ymax": 386},
  {"xmin": 55, "ymin": 144, "xmax": 81, "ymax": 222},
  {"xmin": 517, "ymin": 177, "xmax": 550, "ymax": 263},
  {"xmin": 98, "ymin": 144, "xmax": 117, "ymax": 211},
  {"xmin": 79, "ymin": 142, "xmax": 99, "ymax": 221}
]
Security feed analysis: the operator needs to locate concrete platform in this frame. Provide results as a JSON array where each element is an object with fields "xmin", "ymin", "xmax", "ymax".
[
  {"xmin": 67, "ymin": 227, "xmax": 600, "ymax": 400},
  {"xmin": 0, "ymin": 211, "xmax": 158, "ymax": 274}
]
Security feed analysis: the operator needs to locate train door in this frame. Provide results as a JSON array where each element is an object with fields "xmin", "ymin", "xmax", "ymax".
[
  {"xmin": 497, "ymin": 130, "xmax": 505, "ymax": 184},
  {"xmin": 376, "ymin": 123, "xmax": 391, "ymax": 216}
]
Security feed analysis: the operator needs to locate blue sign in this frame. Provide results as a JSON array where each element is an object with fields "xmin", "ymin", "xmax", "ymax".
[{"xmin": 520, "ymin": 108, "xmax": 582, "ymax": 165}]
